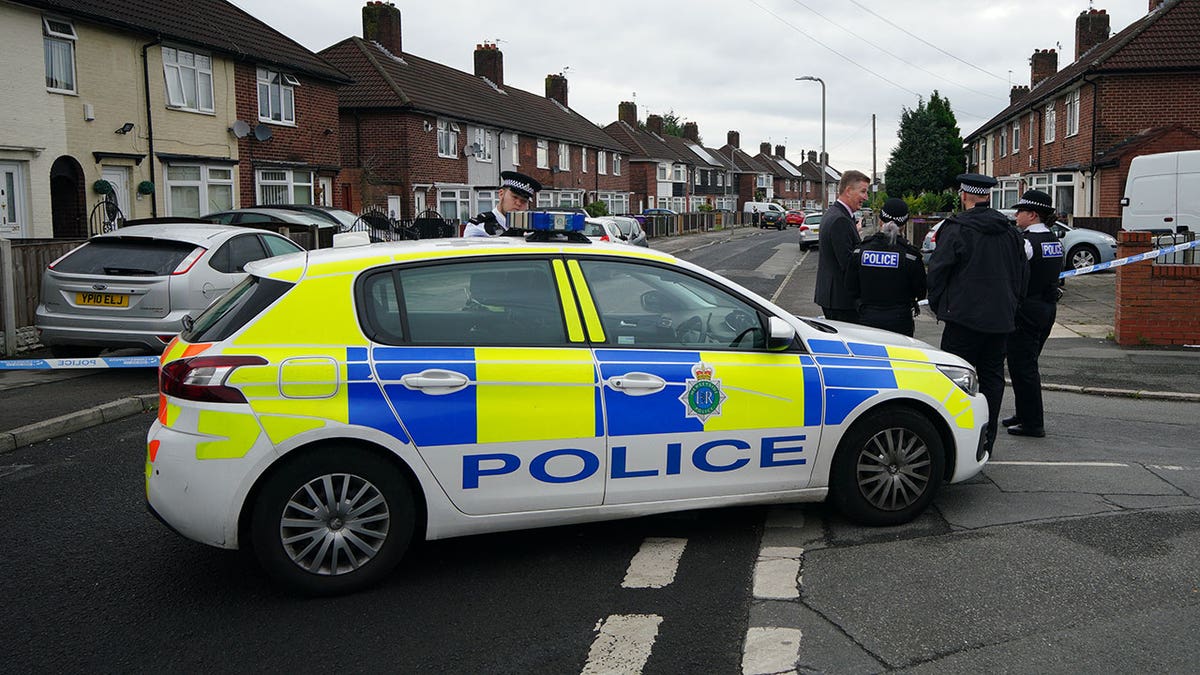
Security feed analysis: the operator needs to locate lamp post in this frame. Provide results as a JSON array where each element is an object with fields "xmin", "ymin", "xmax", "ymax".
[{"xmin": 796, "ymin": 76, "xmax": 825, "ymax": 209}]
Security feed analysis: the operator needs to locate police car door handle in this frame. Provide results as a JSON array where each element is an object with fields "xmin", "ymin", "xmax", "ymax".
[
  {"xmin": 606, "ymin": 372, "xmax": 666, "ymax": 395},
  {"xmin": 399, "ymin": 369, "xmax": 470, "ymax": 395}
]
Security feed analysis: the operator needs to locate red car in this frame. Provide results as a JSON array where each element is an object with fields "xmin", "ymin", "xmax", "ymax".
[{"xmin": 785, "ymin": 210, "xmax": 806, "ymax": 227}]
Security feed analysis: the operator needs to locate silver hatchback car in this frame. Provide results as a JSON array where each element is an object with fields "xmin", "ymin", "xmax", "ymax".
[{"xmin": 36, "ymin": 222, "xmax": 303, "ymax": 357}]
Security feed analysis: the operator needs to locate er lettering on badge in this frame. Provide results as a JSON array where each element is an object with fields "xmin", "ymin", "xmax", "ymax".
[{"xmin": 862, "ymin": 251, "xmax": 900, "ymax": 268}]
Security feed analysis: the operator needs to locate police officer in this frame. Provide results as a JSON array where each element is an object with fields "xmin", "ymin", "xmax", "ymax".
[
  {"xmin": 927, "ymin": 173, "xmax": 1028, "ymax": 457},
  {"xmin": 845, "ymin": 198, "xmax": 926, "ymax": 336},
  {"xmin": 463, "ymin": 170, "xmax": 542, "ymax": 237},
  {"xmin": 1003, "ymin": 189, "xmax": 1062, "ymax": 438}
]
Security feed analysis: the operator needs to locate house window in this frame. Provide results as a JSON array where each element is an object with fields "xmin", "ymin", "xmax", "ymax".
[
  {"xmin": 511, "ymin": 133, "xmax": 520, "ymax": 165},
  {"xmin": 999, "ymin": 127, "xmax": 1007, "ymax": 158},
  {"xmin": 613, "ymin": 154, "xmax": 622, "ymax": 176},
  {"xmin": 257, "ymin": 169, "xmax": 313, "ymax": 204},
  {"xmin": 1065, "ymin": 90, "xmax": 1080, "ymax": 137},
  {"xmin": 657, "ymin": 163, "xmax": 669, "ymax": 181},
  {"xmin": 163, "ymin": 47, "xmax": 214, "ymax": 113},
  {"xmin": 438, "ymin": 120, "xmax": 458, "ymax": 158},
  {"xmin": 694, "ymin": 169, "xmax": 701, "ymax": 186},
  {"xmin": 581, "ymin": 148, "xmax": 588, "ymax": 173},
  {"xmin": 43, "ymin": 16, "xmax": 77, "ymax": 93},
  {"xmin": 558, "ymin": 191, "xmax": 582, "ymax": 208},
  {"xmin": 558, "ymin": 143, "xmax": 570, "ymax": 171},
  {"xmin": 537, "ymin": 139, "xmax": 549, "ymax": 169},
  {"xmin": 1028, "ymin": 113, "xmax": 1035, "ymax": 149},
  {"xmin": 999, "ymin": 179, "xmax": 1020, "ymax": 208},
  {"xmin": 1012, "ymin": 121, "xmax": 1020, "ymax": 153},
  {"xmin": 672, "ymin": 164, "xmax": 686, "ymax": 182},
  {"xmin": 598, "ymin": 151, "xmax": 607, "ymax": 175},
  {"xmin": 596, "ymin": 191, "xmax": 628, "ymax": 214},
  {"xmin": 756, "ymin": 174, "xmax": 770, "ymax": 188},
  {"xmin": 536, "ymin": 191, "xmax": 553, "ymax": 208},
  {"xmin": 257, "ymin": 67, "xmax": 297, "ymax": 124},
  {"xmin": 164, "ymin": 164, "xmax": 234, "ymax": 218},
  {"xmin": 1044, "ymin": 104, "xmax": 1056, "ymax": 143},
  {"xmin": 475, "ymin": 190, "xmax": 496, "ymax": 215},
  {"xmin": 437, "ymin": 188, "xmax": 470, "ymax": 221},
  {"xmin": 472, "ymin": 128, "xmax": 493, "ymax": 162},
  {"xmin": 717, "ymin": 173, "xmax": 724, "ymax": 188}
]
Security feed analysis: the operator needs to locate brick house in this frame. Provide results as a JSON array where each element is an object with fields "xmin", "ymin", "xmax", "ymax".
[
  {"xmin": 964, "ymin": 0, "xmax": 1200, "ymax": 218},
  {"xmin": 756, "ymin": 143, "xmax": 804, "ymax": 209},
  {"xmin": 319, "ymin": 2, "xmax": 631, "ymax": 222},
  {"xmin": 718, "ymin": 132, "xmax": 778, "ymax": 209},
  {"xmin": 603, "ymin": 104, "xmax": 698, "ymax": 213},
  {"xmin": 0, "ymin": 0, "xmax": 348, "ymax": 237},
  {"xmin": 659, "ymin": 123, "xmax": 737, "ymax": 212}
]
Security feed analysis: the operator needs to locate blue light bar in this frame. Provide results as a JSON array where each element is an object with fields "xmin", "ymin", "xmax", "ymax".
[{"xmin": 507, "ymin": 211, "xmax": 585, "ymax": 232}]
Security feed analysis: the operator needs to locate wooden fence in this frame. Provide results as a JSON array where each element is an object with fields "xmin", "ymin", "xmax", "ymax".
[{"xmin": 1, "ymin": 238, "xmax": 86, "ymax": 355}]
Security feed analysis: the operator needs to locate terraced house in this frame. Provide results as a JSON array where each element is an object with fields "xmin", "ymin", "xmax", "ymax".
[
  {"xmin": 964, "ymin": 0, "xmax": 1200, "ymax": 218},
  {"xmin": 321, "ymin": 1, "xmax": 631, "ymax": 222},
  {"xmin": 0, "ymin": 0, "xmax": 349, "ymax": 238}
]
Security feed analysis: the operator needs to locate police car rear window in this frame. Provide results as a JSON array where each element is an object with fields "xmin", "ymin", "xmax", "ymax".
[{"xmin": 183, "ymin": 275, "xmax": 293, "ymax": 342}]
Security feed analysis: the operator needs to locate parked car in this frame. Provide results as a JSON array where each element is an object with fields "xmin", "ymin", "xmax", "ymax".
[
  {"xmin": 799, "ymin": 212, "xmax": 822, "ymax": 250},
  {"xmin": 785, "ymin": 210, "xmax": 807, "ymax": 227},
  {"xmin": 602, "ymin": 215, "xmax": 648, "ymax": 247},
  {"xmin": 146, "ymin": 215, "xmax": 988, "ymax": 594},
  {"xmin": 265, "ymin": 204, "xmax": 367, "ymax": 232},
  {"xmin": 920, "ymin": 220, "xmax": 942, "ymax": 265},
  {"xmin": 35, "ymin": 223, "xmax": 303, "ymax": 357},
  {"xmin": 582, "ymin": 218, "xmax": 626, "ymax": 244},
  {"xmin": 759, "ymin": 210, "xmax": 786, "ymax": 230},
  {"xmin": 204, "ymin": 207, "xmax": 338, "ymax": 249},
  {"xmin": 643, "ymin": 208, "xmax": 678, "ymax": 216}
]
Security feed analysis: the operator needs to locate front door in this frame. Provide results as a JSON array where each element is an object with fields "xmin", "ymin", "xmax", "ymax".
[
  {"xmin": 100, "ymin": 166, "xmax": 130, "ymax": 230},
  {"xmin": 0, "ymin": 162, "xmax": 28, "ymax": 238},
  {"xmin": 317, "ymin": 176, "xmax": 333, "ymax": 206}
]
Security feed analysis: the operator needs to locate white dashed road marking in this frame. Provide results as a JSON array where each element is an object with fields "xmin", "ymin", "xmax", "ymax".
[
  {"xmin": 989, "ymin": 461, "xmax": 1129, "ymax": 467},
  {"xmin": 752, "ymin": 546, "xmax": 804, "ymax": 600},
  {"xmin": 742, "ymin": 627, "xmax": 803, "ymax": 675},
  {"xmin": 581, "ymin": 614, "xmax": 663, "ymax": 675},
  {"xmin": 621, "ymin": 537, "xmax": 687, "ymax": 589}
]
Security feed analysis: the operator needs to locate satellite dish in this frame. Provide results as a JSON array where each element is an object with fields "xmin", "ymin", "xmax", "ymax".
[
  {"xmin": 468, "ymin": 143, "xmax": 483, "ymax": 155},
  {"xmin": 253, "ymin": 124, "xmax": 273, "ymax": 142},
  {"xmin": 230, "ymin": 120, "xmax": 251, "ymax": 138}
]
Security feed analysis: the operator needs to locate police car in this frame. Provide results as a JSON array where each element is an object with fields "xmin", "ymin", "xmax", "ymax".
[{"xmin": 146, "ymin": 213, "xmax": 988, "ymax": 595}]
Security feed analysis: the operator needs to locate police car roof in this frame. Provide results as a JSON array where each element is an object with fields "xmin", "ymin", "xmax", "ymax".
[{"xmin": 244, "ymin": 235, "xmax": 678, "ymax": 280}]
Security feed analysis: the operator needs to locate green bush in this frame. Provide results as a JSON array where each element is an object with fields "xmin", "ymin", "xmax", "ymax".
[{"xmin": 584, "ymin": 201, "xmax": 610, "ymax": 217}]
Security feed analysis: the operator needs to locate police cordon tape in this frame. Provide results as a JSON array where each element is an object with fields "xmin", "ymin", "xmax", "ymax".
[{"xmin": 3, "ymin": 239, "xmax": 1198, "ymax": 370}]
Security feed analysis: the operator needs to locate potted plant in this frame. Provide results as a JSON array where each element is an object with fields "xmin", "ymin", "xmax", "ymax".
[
  {"xmin": 92, "ymin": 180, "xmax": 114, "ymax": 196},
  {"xmin": 136, "ymin": 180, "xmax": 155, "ymax": 195}
]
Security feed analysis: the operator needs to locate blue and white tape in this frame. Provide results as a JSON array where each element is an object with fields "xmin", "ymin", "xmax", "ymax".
[
  {"xmin": 0, "ymin": 355, "xmax": 161, "ymax": 370},
  {"xmin": 1058, "ymin": 238, "xmax": 1200, "ymax": 279}
]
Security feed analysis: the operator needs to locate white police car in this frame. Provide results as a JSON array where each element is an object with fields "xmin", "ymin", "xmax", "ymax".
[{"xmin": 146, "ymin": 213, "xmax": 988, "ymax": 595}]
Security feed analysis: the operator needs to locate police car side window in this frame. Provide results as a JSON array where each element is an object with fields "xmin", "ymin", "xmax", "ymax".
[{"xmin": 578, "ymin": 260, "xmax": 767, "ymax": 350}]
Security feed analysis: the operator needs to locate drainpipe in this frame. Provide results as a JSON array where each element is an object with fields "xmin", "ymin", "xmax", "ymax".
[
  {"xmin": 1084, "ymin": 73, "xmax": 1100, "ymax": 216},
  {"xmin": 141, "ymin": 38, "xmax": 162, "ymax": 216}
]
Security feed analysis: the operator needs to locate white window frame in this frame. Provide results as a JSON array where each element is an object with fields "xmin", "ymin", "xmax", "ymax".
[
  {"xmin": 598, "ymin": 151, "xmax": 607, "ymax": 175},
  {"xmin": 1012, "ymin": 121, "xmax": 1020, "ymax": 153},
  {"xmin": 558, "ymin": 143, "xmax": 570, "ymax": 171},
  {"xmin": 613, "ymin": 154, "xmax": 622, "ymax": 176},
  {"xmin": 476, "ymin": 189, "xmax": 496, "ymax": 215},
  {"xmin": 472, "ymin": 128, "xmax": 493, "ymax": 162},
  {"xmin": 694, "ymin": 169, "xmax": 702, "ymax": 186},
  {"xmin": 257, "ymin": 67, "xmax": 297, "ymax": 124},
  {"xmin": 164, "ymin": 163, "xmax": 235, "ymax": 217},
  {"xmin": 537, "ymin": 139, "xmax": 549, "ymax": 169},
  {"xmin": 581, "ymin": 147, "xmax": 588, "ymax": 173},
  {"xmin": 672, "ymin": 164, "xmax": 686, "ymax": 182},
  {"xmin": 999, "ymin": 127, "xmax": 1007, "ymax": 158},
  {"xmin": 558, "ymin": 191, "xmax": 583, "ymax": 208},
  {"xmin": 657, "ymin": 163, "xmax": 669, "ymax": 181},
  {"xmin": 437, "ymin": 188, "xmax": 471, "ymax": 221},
  {"xmin": 43, "ymin": 16, "xmax": 77, "ymax": 94},
  {"xmin": 1044, "ymin": 104, "xmax": 1056, "ymax": 144},
  {"xmin": 257, "ymin": 168, "xmax": 314, "ymax": 205},
  {"xmin": 1065, "ymin": 90, "xmax": 1080, "ymax": 137},
  {"xmin": 756, "ymin": 174, "xmax": 770, "ymax": 188},
  {"xmin": 163, "ymin": 46, "xmax": 214, "ymax": 113},
  {"xmin": 1028, "ymin": 113, "xmax": 1035, "ymax": 149},
  {"xmin": 511, "ymin": 133, "xmax": 520, "ymax": 165},
  {"xmin": 438, "ymin": 120, "xmax": 459, "ymax": 158}
]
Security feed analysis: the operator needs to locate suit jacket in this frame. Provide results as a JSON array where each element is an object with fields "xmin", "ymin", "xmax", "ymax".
[{"xmin": 813, "ymin": 201, "xmax": 861, "ymax": 310}]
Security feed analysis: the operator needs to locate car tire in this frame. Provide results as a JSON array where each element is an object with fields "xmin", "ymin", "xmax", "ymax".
[
  {"xmin": 50, "ymin": 345, "xmax": 102, "ymax": 358},
  {"xmin": 250, "ymin": 447, "xmax": 415, "ymax": 596},
  {"xmin": 829, "ymin": 406, "xmax": 945, "ymax": 526},
  {"xmin": 1067, "ymin": 243, "xmax": 1099, "ymax": 270}
]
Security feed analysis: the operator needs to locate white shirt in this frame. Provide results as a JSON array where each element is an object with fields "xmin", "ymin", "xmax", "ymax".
[
  {"xmin": 462, "ymin": 208, "xmax": 507, "ymax": 238},
  {"xmin": 1021, "ymin": 222, "xmax": 1050, "ymax": 260}
]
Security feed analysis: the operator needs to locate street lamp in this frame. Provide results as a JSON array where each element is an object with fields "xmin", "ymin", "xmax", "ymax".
[{"xmin": 796, "ymin": 76, "xmax": 826, "ymax": 210}]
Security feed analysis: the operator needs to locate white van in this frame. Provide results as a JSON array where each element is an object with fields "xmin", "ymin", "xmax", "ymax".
[
  {"xmin": 1120, "ymin": 150, "xmax": 1200, "ymax": 233},
  {"xmin": 742, "ymin": 201, "xmax": 785, "ymax": 214}
]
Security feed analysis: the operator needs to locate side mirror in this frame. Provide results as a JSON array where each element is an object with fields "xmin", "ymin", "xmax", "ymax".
[{"xmin": 767, "ymin": 316, "xmax": 796, "ymax": 350}]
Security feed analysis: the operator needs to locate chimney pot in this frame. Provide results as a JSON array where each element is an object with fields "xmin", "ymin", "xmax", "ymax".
[
  {"xmin": 545, "ymin": 73, "xmax": 568, "ymax": 107},
  {"xmin": 362, "ymin": 1, "xmax": 402, "ymax": 55},
  {"xmin": 683, "ymin": 122, "xmax": 699, "ymax": 142},
  {"xmin": 727, "ymin": 131, "xmax": 740, "ymax": 148},
  {"xmin": 474, "ymin": 42, "xmax": 504, "ymax": 87},
  {"xmin": 775, "ymin": 144, "xmax": 786, "ymax": 158},
  {"xmin": 647, "ymin": 114, "xmax": 663, "ymax": 136},
  {"xmin": 1075, "ymin": 8, "xmax": 1111, "ymax": 60},
  {"xmin": 618, "ymin": 101, "xmax": 638, "ymax": 126},
  {"xmin": 1030, "ymin": 48, "xmax": 1059, "ymax": 88}
]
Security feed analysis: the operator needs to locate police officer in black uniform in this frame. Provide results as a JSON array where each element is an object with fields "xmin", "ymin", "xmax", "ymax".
[
  {"xmin": 845, "ymin": 198, "xmax": 926, "ymax": 336},
  {"xmin": 927, "ymin": 173, "xmax": 1028, "ymax": 457},
  {"xmin": 462, "ymin": 171, "xmax": 542, "ymax": 237},
  {"xmin": 1003, "ymin": 189, "xmax": 1063, "ymax": 438}
]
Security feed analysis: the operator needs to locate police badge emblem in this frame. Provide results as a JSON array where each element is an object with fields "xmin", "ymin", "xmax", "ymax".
[{"xmin": 679, "ymin": 362, "xmax": 726, "ymax": 422}]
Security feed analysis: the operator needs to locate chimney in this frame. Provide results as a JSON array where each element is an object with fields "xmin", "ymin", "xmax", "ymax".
[
  {"xmin": 618, "ymin": 101, "xmax": 637, "ymax": 126},
  {"xmin": 474, "ymin": 42, "xmax": 503, "ymax": 87},
  {"xmin": 759, "ymin": 142, "xmax": 772, "ymax": 156},
  {"xmin": 362, "ymin": 1, "xmax": 402, "ymax": 55},
  {"xmin": 683, "ymin": 122, "xmax": 699, "ymax": 142},
  {"xmin": 807, "ymin": 150, "xmax": 817, "ymax": 163},
  {"xmin": 1010, "ymin": 85, "xmax": 1030, "ymax": 104},
  {"xmin": 727, "ymin": 131, "xmax": 740, "ymax": 148},
  {"xmin": 775, "ymin": 144, "xmax": 786, "ymax": 158},
  {"xmin": 545, "ymin": 73, "xmax": 567, "ymax": 107},
  {"xmin": 646, "ymin": 114, "xmax": 663, "ymax": 136},
  {"xmin": 1031, "ymin": 49, "xmax": 1058, "ymax": 88},
  {"xmin": 1076, "ymin": 9, "xmax": 1110, "ymax": 60}
]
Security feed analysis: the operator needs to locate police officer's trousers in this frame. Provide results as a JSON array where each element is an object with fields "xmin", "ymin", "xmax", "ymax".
[
  {"xmin": 940, "ymin": 322, "xmax": 1008, "ymax": 454},
  {"xmin": 1005, "ymin": 299, "xmax": 1056, "ymax": 431},
  {"xmin": 858, "ymin": 305, "xmax": 914, "ymax": 337}
]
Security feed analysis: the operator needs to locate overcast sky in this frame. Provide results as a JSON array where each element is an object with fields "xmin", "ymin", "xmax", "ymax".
[{"xmin": 230, "ymin": 0, "xmax": 1152, "ymax": 176}]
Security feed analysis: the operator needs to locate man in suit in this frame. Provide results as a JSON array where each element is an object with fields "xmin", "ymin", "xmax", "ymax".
[{"xmin": 814, "ymin": 169, "xmax": 870, "ymax": 322}]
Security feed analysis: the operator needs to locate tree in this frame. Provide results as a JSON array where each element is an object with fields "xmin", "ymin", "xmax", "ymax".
[
  {"xmin": 638, "ymin": 110, "xmax": 698, "ymax": 141},
  {"xmin": 885, "ymin": 91, "xmax": 964, "ymax": 196}
]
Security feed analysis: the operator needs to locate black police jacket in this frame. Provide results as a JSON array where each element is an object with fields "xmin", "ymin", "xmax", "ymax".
[
  {"xmin": 1022, "ymin": 228, "xmax": 1064, "ymax": 303},
  {"xmin": 845, "ymin": 233, "xmax": 927, "ymax": 309},
  {"xmin": 927, "ymin": 205, "xmax": 1028, "ymax": 333}
]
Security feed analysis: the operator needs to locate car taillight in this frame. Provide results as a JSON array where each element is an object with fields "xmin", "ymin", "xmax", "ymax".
[
  {"xmin": 799, "ymin": 225, "xmax": 809, "ymax": 232},
  {"xmin": 160, "ymin": 355, "xmax": 267, "ymax": 403},
  {"xmin": 600, "ymin": 235, "xmax": 610, "ymax": 241},
  {"xmin": 171, "ymin": 246, "xmax": 207, "ymax": 275}
]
